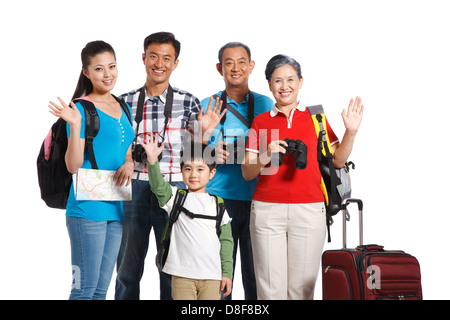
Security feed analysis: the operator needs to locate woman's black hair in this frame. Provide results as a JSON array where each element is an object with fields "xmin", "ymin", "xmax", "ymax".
[
  {"xmin": 265, "ymin": 54, "xmax": 302, "ymax": 81},
  {"xmin": 71, "ymin": 40, "xmax": 116, "ymax": 100}
]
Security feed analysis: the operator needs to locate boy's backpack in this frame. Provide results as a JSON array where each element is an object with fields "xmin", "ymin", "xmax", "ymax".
[
  {"xmin": 155, "ymin": 189, "xmax": 226, "ymax": 275},
  {"xmin": 37, "ymin": 96, "xmax": 131, "ymax": 209},
  {"xmin": 307, "ymin": 105, "xmax": 355, "ymax": 242}
]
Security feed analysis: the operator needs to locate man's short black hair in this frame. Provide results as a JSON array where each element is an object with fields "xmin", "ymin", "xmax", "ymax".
[{"xmin": 144, "ymin": 32, "xmax": 181, "ymax": 59}]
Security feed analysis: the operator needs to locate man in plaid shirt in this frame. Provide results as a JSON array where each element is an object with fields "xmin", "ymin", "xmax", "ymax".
[
  {"xmin": 115, "ymin": 32, "xmax": 220, "ymax": 300},
  {"xmin": 120, "ymin": 82, "xmax": 200, "ymax": 179}
]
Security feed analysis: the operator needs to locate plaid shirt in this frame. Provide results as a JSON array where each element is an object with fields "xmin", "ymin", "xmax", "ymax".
[{"xmin": 120, "ymin": 85, "xmax": 201, "ymax": 175}]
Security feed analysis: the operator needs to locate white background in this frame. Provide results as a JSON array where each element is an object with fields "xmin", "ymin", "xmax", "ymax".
[{"xmin": 1, "ymin": 0, "xmax": 449, "ymax": 300}]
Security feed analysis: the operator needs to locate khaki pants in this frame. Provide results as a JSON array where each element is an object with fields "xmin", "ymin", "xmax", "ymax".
[
  {"xmin": 250, "ymin": 201, "xmax": 326, "ymax": 300},
  {"xmin": 171, "ymin": 275, "xmax": 221, "ymax": 300}
]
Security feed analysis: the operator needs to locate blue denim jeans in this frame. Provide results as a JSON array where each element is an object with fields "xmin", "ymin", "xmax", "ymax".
[
  {"xmin": 115, "ymin": 179, "xmax": 185, "ymax": 300},
  {"xmin": 223, "ymin": 199, "xmax": 257, "ymax": 300},
  {"xmin": 66, "ymin": 217, "xmax": 123, "ymax": 300}
]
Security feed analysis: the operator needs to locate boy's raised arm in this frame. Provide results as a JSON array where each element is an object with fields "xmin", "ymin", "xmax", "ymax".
[
  {"xmin": 140, "ymin": 133, "xmax": 173, "ymax": 207},
  {"xmin": 146, "ymin": 161, "xmax": 173, "ymax": 207}
]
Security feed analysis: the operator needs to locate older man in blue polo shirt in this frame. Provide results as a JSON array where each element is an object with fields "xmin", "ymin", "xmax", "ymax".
[{"xmin": 200, "ymin": 42, "xmax": 273, "ymax": 300}]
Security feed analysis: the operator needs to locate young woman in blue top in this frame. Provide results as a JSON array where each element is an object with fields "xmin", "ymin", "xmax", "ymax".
[{"xmin": 48, "ymin": 41, "xmax": 134, "ymax": 299}]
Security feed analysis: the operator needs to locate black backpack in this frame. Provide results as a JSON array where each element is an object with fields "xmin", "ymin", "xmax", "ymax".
[{"xmin": 37, "ymin": 96, "xmax": 131, "ymax": 209}]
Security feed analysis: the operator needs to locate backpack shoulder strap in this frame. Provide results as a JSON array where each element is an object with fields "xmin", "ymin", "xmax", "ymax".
[
  {"xmin": 308, "ymin": 104, "xmax": 337, "ymax": 206},
  {"xmin": 307, "ymin": 105, "xmax": 333, "ymax": 159},
  {"xmin": 113, "ymin": 94, "xmax": 132, "ymax": 125},
  {"xmin": 157, "ymin": 188, "xmax": 188, "ymax": 273},
  {"xmin": 161, "ymin": 189, "xmax": 188, "ymax": 247},
  {"xmin": 73, "ymin": 99, "xmax": 100, "ymax": 170},
  {"xmin": 214, "ymin": 195, "xmax": 226, "ymax": 237},
  {"xmin": 308, "ymin": 105, "xmax": 343, "ymax": 213},
  {"xmin": 307, "ymin": 104, "xmax": 324, "ymax": 115},
  {"xmin": 170, "ymin": 189, "xmax": 188, "ymax": 224},
  {"xmin": 172, "ymin": 191, "xmax": 226, "ymax": 237}
]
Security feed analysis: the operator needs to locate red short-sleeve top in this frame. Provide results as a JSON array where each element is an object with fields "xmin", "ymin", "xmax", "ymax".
[{"xmin": 246, "ymin": 104, "xmax": 339, "ymax": 203}]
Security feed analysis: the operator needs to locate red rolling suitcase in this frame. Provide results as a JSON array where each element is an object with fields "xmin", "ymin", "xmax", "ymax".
[{"xmin": 321, "ymin": 199, "xmax": 423, "ymax": 300}]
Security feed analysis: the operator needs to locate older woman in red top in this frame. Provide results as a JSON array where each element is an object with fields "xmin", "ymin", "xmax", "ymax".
[{"xmin": 242, "ymin": 54, "xmax": 363, "ymax": 300}]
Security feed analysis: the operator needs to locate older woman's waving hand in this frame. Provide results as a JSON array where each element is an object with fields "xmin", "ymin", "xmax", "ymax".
[{"xmin": 332, "ymin": 96, "xmax": 364, "ymax": 168}]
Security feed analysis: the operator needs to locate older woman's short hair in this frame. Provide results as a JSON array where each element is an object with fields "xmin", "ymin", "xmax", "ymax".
[{"xmin": 265, "ymin": 54, "xmax": 302, "ymax": 81}]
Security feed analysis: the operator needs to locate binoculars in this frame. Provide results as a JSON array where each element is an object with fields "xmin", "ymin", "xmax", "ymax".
[{"xmin": 273, "ymin": 138, "xmax": 307, "ymax": 169}]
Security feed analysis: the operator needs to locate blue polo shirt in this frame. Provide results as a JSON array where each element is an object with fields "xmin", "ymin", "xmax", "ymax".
[{"xmin": 201, "ymin": 91, "xmax": 273, "ymax": 201}]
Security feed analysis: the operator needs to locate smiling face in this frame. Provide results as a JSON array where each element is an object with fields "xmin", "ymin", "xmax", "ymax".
[
  {"xmin": 216, "ymin": 46, "xmax": 254, "ymax": 89},
  {"xmin": 142, "ymin": 42, "xmax": 179, "ymax": 90},
  {"xmin": 82, "ymin": 51, "xmax": 117, "ymax": 94},
  {"xmin": 181, "ymin": 159, "xmax": 216, "ymax": 193},
  {"xmin": 268, "ymin": 64, "xmax": 303, "ymax": 110}
]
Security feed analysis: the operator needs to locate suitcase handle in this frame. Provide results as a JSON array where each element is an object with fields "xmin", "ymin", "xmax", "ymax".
[
  {"xmin": 342, "ymin": 198, "xmax": 363, "ymax": 211},
  {"xmin": 342, "ymin": 198, "xmax": 363, "ymax": 249},
  {"xmin": 356, "ymin": 244, "xmax": 384, "ymax": 251}
]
